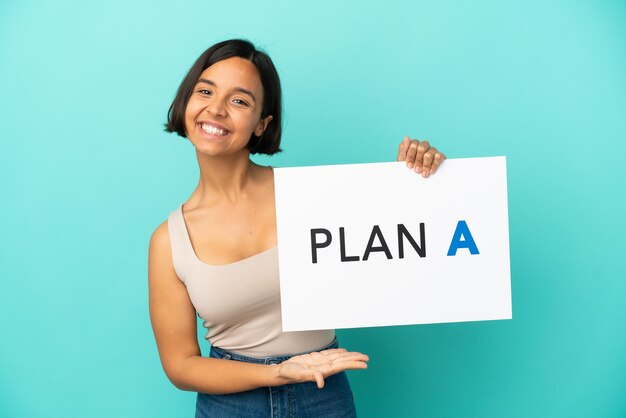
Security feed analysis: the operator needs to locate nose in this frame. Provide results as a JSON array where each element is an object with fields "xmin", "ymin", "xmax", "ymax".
[{"xmin": 206, "ymin": 97, "xmax": 227, "ymax": 117}]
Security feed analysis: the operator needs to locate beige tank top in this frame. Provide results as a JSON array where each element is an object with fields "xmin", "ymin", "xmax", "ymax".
[{"xmin": 167, "ymin": 203, "xmax": 335, "ymax": 357}]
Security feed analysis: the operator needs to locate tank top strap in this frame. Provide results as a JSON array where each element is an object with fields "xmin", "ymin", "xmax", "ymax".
[{"xmin": 167, "ymin": 204, "xmax": 193, "ymax": 284}]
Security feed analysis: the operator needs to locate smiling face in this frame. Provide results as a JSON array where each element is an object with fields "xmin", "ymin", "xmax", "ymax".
[{"xmin": 184, "ymin": 57, "xmax": 273, "ymax": 156}]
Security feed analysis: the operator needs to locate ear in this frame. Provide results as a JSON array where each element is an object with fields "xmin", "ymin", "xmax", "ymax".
[{"xmin": 254, "ymin": 115, "xmax": 273, "ymax": 136}]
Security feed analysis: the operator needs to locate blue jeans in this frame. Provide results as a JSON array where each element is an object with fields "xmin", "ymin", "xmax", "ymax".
[{"xmin": 195, "ymin": 338, "xmax": 357, "ymax": 417}]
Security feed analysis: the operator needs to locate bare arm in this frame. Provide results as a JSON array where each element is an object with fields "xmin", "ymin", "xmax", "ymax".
[{"xmin": 148, "ymin": 221, "xmax": 368, "ymax": 395}]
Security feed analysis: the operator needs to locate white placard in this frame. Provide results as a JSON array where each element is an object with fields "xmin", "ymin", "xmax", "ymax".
[{"xmin": 274, "ymin": 157, "xmax": 511, "ymax": 331}]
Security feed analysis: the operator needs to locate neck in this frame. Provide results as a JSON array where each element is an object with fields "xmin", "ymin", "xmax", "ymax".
[{"xmin": 194, "ymin": 149, "xmax": 257, "ymax": 205}]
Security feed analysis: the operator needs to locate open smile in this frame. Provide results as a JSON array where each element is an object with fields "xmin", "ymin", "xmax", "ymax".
[{"xmin": 199, "ymin": 122, "xmax": 231, "ymax": 137}]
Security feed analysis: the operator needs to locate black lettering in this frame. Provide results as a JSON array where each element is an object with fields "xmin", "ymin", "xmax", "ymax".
[
  {"xmin": 398, "ymin": 223, "xmax": 426, "ymax": 258},
  {"xmin": 339, "ymin": 227, "xmax": 360, "ymax": 262},
  {"xmin": 310, "ymin": 228, "xmax": 332, "ymax": 264},
  {"xmin": 362, "ymin": 225, "xmax": 393, "ymax": 261}
]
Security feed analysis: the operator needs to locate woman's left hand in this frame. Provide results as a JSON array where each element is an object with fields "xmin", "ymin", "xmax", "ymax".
[
  {"xmin": 397, "ymin": 136, "xmax": 446, "ymax": 178},
  {"xmin": 277, "ymin": 348, "xmax": 369, "ymax": 389}
]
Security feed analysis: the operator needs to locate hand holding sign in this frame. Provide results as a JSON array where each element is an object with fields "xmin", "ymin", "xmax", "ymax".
[{"xmin": 397, "ymin": 136, "xmax": 447, "ymax": 177}]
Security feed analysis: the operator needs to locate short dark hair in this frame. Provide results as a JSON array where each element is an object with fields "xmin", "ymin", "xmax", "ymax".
[{"xmin": 165, "ymin": 39, "xmax": 282, "ymax": 155}]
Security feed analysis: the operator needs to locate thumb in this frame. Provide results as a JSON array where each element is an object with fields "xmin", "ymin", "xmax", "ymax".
[
  {"xmin": 313, "ymin": 371, "xmax": 325, "ymax": 389},
  {"xmin": 397, "ymin": 136, "xmax": 410, "ymax": 161}
]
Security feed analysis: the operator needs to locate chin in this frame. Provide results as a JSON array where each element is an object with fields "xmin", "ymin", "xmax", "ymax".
[{"xmin": 194, "ymin": 143, "xmax": 247, "ymax": 158}]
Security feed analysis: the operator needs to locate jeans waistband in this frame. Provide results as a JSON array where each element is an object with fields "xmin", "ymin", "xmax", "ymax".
[{"xmin": 210, "ymin": 337, "xmax": 339, "ymax": 365}]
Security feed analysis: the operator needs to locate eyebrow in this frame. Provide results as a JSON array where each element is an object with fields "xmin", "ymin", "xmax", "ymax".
[{"xmin": 197, "ymin": 78, "xmax": 256, "ymax": 104}]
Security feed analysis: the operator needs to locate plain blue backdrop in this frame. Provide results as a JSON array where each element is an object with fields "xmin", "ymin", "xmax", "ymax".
[{"xmin": 1, "ymin": 1, "xmax": 625, "ymax": 417}]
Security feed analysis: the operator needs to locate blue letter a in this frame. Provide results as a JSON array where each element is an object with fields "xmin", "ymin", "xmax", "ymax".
[{"xmin": 447, "ymin": 220, "xmax": 479, "ymax": 256}]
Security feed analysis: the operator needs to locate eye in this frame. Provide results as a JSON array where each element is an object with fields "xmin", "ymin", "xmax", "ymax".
[
  {"xmin": 233, "ymin": 98, "xmax": 249, "ymax": 106},
  {"xmin": 197, "ymin": 89, "xmax": 212, "ymax": 96}
]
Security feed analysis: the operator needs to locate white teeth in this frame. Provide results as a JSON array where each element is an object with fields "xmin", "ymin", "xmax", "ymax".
[{"xmin": 201, "ymin": 123, "xmax": 228, "ymax": 136}]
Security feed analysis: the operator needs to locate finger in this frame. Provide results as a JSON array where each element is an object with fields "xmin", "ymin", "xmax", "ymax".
[
  {"xmin": 301, "ymin": 352, "xmax": 369, "ymax": 375},
  {"xmin": 325, "ymin": 353, "xmax": 370, "ymax": 372},
  {"xmin": 413, "ymin": 140, "xmax": 430, "ymax": 173},
  {"xmin": 326, "ymin": 358, "xmax": 369, "ymax": 374},
  {"xmin": 405, "ymin": 140, "xmax": 419, "ymax": 169},
  {"xmin": 313, "ymin": 371, "xmax": 325, "ymax": 389},
  {"xmin": 330, "ymin": 355, "xmax": 370, "ymax": 366},
  {"xmin": 305, "ymin": 351, "xmax": 368, "ymax": 369},
  {"xmin": 397, "ymin": 136, "xmax": 410, "ymax": 161},
  {"xmin": 429, "ymin": 152, "xmax": 446, "ymax": 175},
  {"xmin": 421, "ymin": 147, "xmax": 437, "ymax": 177},
  {"xmin": 324, "ymin": 351, "xmax": 369, "ymax": 362}
]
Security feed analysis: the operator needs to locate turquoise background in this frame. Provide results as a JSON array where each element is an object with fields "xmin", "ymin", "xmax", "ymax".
[{"xmin": 1, "ymin": 0, "xmax": 625, "ymax": 417}]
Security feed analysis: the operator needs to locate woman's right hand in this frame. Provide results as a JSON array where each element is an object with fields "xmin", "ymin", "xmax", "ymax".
[{"xmin": 276, "ymin": 348, "xmax": 369, "ymax": 389}]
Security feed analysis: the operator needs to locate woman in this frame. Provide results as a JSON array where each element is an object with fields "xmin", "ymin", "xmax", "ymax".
[{"xmin": 148, "ymin": 39, "xmax": 446, "ymax": 417}]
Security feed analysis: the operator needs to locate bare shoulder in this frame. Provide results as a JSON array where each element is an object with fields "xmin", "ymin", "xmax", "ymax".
[
  {"xmin": 255, "ymin": 164, "xmax": 275, "ymax": 183},
  {"xmin": 258, "ymin": 165, "xmax": 276, "ymax": 193},
  {"xmin": 148, "ymin": 220, "xmax": 176, "ymax": 284},
  {"xmin": 149, "ymin": 220, "xmax": 170, "ymax": 253}
]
